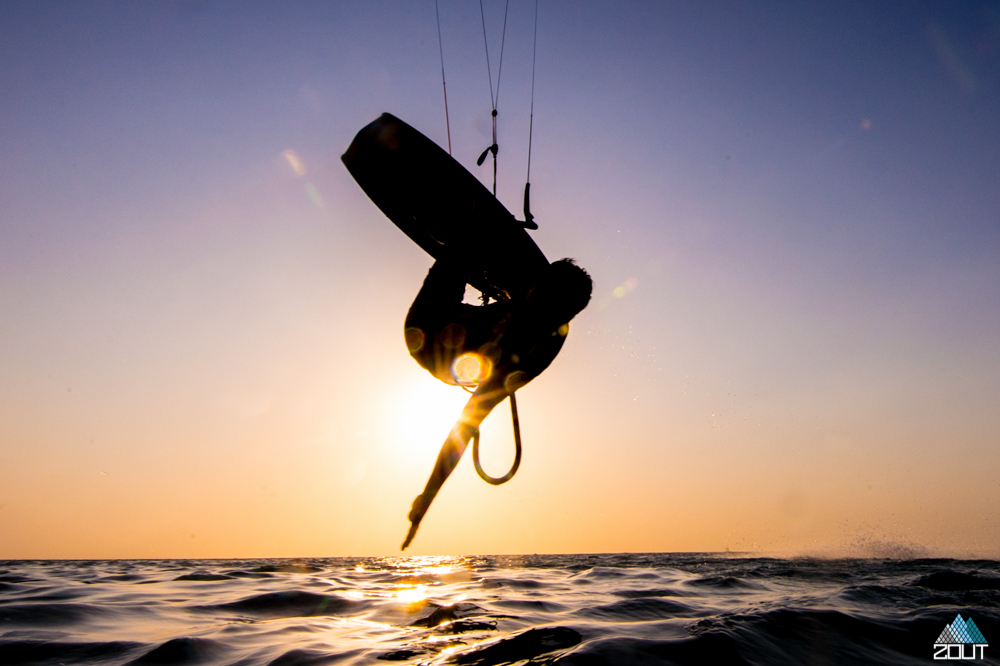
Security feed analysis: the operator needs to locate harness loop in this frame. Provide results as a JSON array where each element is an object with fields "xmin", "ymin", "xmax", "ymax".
[{"xmin": 471, "ymin": 392, "xmax": 522, "ymax": 485}]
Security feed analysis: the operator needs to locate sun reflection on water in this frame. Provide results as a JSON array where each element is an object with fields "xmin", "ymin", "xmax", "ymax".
[
  {"xmin": 380, "ymin": 554, "xmax": 471, "ymax": 576},
  {"xmin": 395, "ymin": 584, "xmax": 428, "ymax": 604}
]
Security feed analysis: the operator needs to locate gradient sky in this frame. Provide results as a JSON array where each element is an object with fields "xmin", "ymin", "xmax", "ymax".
[{"xmin": 2, "ymin": 1, "xmax": 998, "ymax": 559}]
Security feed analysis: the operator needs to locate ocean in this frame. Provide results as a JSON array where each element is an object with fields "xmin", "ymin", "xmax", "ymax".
[{"xmin": 1, "ymin": 554, "xmax": 998, "ymax": 665}]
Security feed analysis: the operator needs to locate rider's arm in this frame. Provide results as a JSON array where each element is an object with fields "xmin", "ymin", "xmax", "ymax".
[{"xmin": 401, "ymin": 379, "xmax": 509, "ymax": 550}]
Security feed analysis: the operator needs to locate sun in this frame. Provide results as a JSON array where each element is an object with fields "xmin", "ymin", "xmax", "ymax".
[{"xmin": 379, "ymin": 374, "xmax": 471, "ymax": 461}]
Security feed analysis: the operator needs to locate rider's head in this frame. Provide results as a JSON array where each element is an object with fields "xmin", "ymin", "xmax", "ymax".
[{"xmin": 528, "ymin": 258, "xmax": 592, "ymax": 327}]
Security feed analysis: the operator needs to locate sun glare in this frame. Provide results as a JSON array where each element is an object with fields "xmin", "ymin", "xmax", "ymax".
[
  {"xmin": 381, "ymin": 377, "xmax": 471, "ymax": 461},
  {"xmin": 395, "ymin": 585, "xmax": 428, "ymax": 604}
]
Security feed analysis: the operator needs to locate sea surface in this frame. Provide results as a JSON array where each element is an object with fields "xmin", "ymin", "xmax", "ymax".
[{"xmin": 1, "ymin": 554, "xmax": 999, "ymax": 665}]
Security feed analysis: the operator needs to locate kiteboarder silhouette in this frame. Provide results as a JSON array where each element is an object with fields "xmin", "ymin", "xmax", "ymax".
[
  {"xmin": 341, "ymin": 0, "xmax": 589, "ymax": 549},
  {"xmin": 343, "ymin": 113, "xmax": 591, "ymax": 549}
]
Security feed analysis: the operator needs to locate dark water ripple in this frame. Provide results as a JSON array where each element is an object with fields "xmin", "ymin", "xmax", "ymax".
[{"xmin": 0, "ymin": 555, "xmax": 998, "ymax": 665}]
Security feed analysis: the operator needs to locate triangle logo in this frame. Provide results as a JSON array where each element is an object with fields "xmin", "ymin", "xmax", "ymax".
[
  {"xmin": 967, "ymin": 619, "xmax": 987, "ymax": 645},
  {"xmin": 951, "ymin": 615, "xmax": 973, "ymax": 644}
]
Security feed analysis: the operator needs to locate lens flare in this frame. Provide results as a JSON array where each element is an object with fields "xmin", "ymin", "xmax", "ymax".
[
  {"xmin": 504, "ymin": 370, "xmax": 528, "ymax": 393},
  {"xmin": 441, "ymin": 323, "xmax": 466, "ymax": 348},
  {"xmin": 613, "ymin": 276, "xmax": 639, "ymax": 298},
  {"xmin": 305, "ymin": 182, "xmax": 325, "ymax": 208},
  {"xmin": 283, "ymin": 149, "xmax": 306, "ymax": 176},
  {"xmin": 405, "ymin": 327, "xmax": 426, "ymax": 353},
  {"xmin": 452, "ymin": 353, "xmax": 489, "ymax": 384}
]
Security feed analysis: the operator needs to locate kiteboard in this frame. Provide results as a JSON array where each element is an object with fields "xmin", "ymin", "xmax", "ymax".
[{"xmin": 341, "ymin": 113, "xmax": 549, "ymax": 302}]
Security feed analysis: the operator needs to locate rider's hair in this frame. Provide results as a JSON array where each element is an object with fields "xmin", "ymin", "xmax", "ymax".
[{"xmin": 535, "ymin": 258, "xmax": 592, "ymax": 324}]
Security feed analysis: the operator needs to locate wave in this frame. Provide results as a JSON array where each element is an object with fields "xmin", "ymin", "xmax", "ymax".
[
  {"xmin": 911, "ymin": 570, "xmax": 1000, "ymax": 591},
  {"xmin": 125, "ymin": 637, "xmax": 227, "ymax": 665},
  {"xmin": 0, "ymin": 602, "xmax": 109, "ymax": 626},
  {"xmin": 579, "ymin": 597, "xmax": 695, "ymax": 622},
  {"xmin": 203, "ymin": 590, "xmax": 369, "ymax": 619},
  {"xmin": 450, "ymin": 626, "xmax": 582, "ymax": 665},
  {"xmin": 173, "ymin": 572, "xmax": 236, "ymax": 582},
  {"xmin": 0, "ymin": 639, "xmax": 143, "ymax": 666}
]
